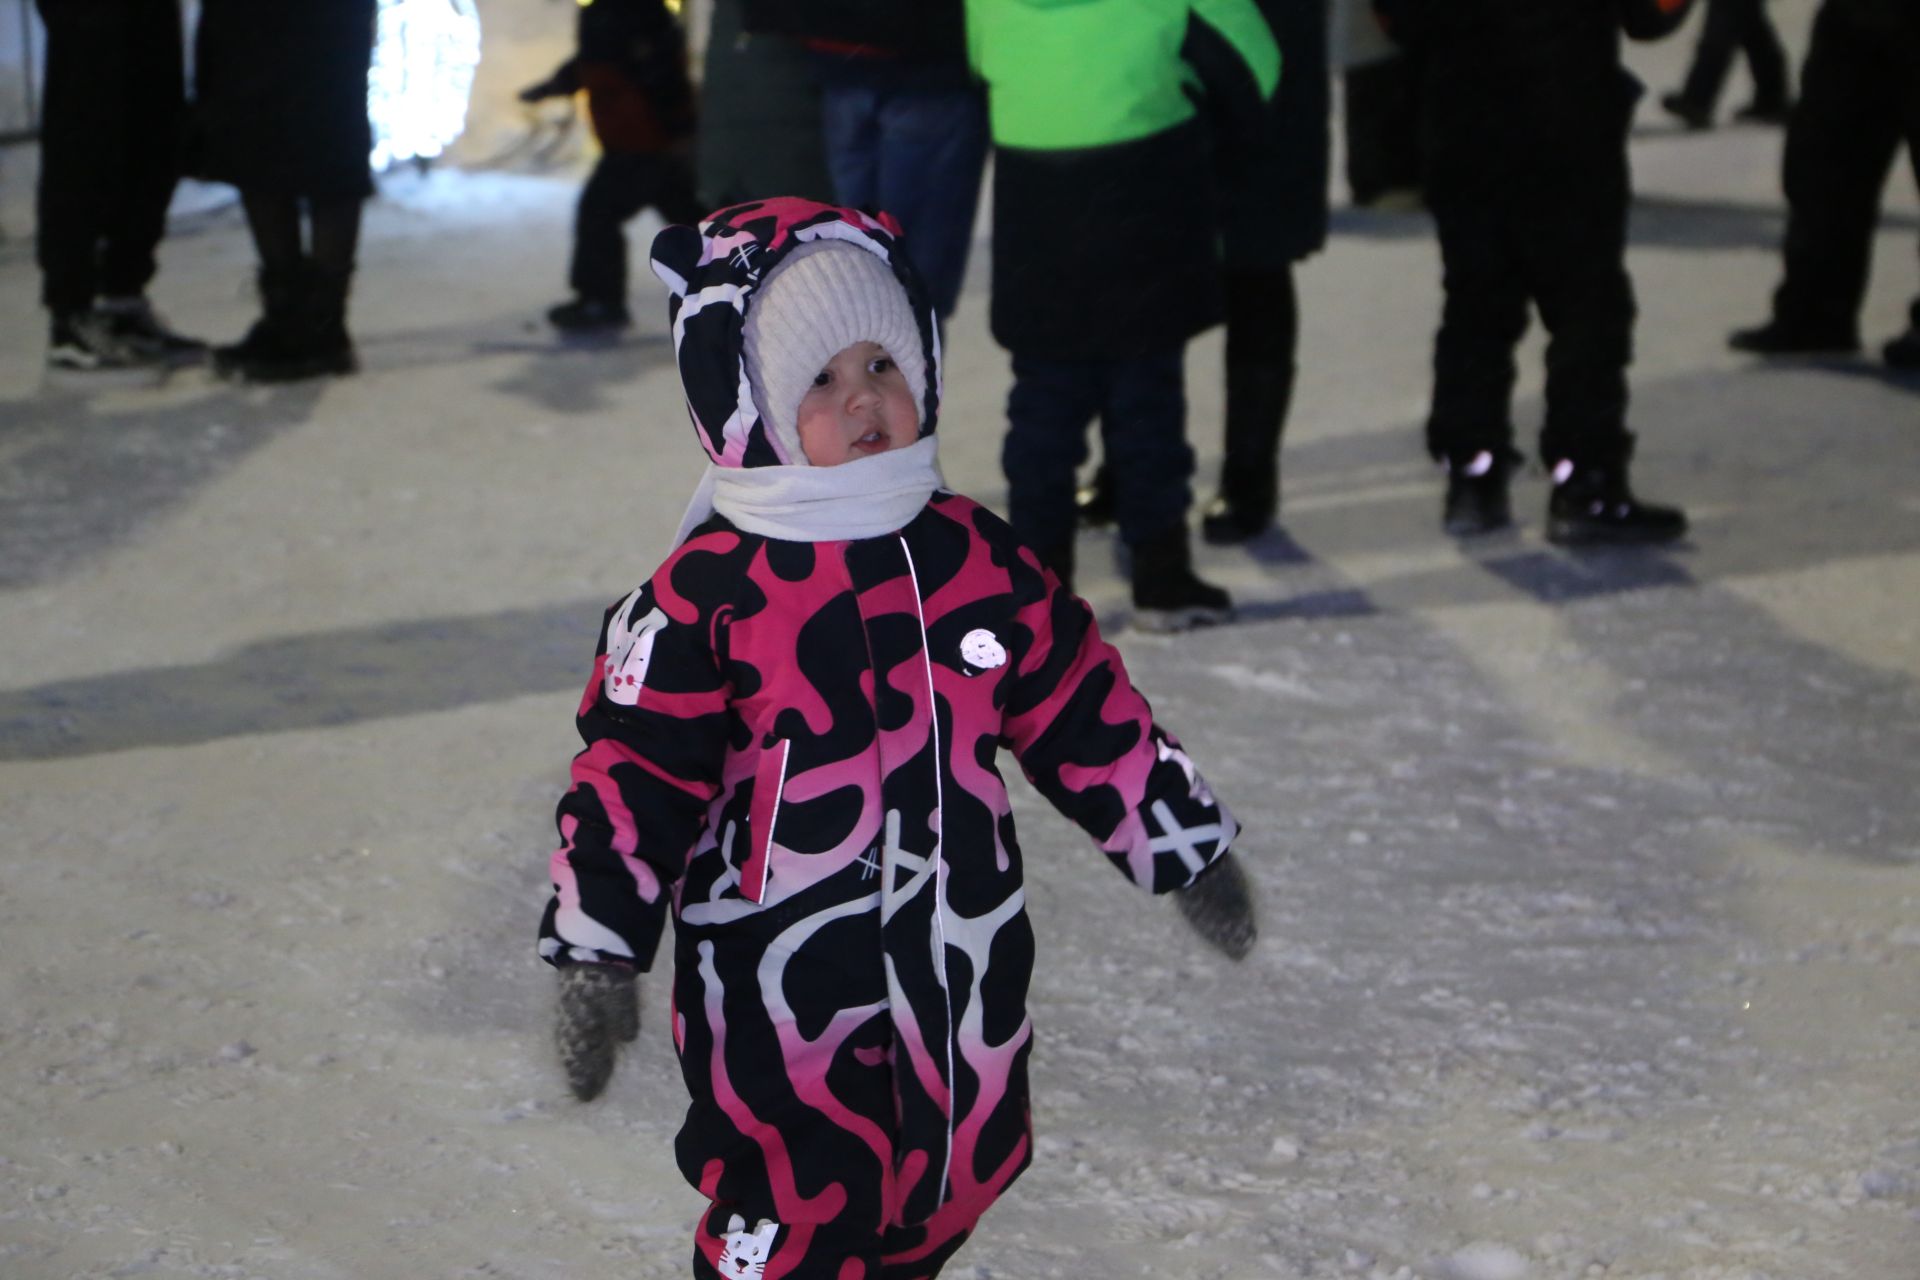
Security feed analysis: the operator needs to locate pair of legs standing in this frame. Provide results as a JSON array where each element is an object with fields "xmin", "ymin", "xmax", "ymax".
[
  {"xmin": 1423, "ymin": 74, "xmax": 1686, "ymax": 546},
  {"xmin": 35, "ymin": 0, "xmax": 201, "ymax": 378},
  {"xmin": 1661, "ymin": 0, "xmax": 1792, "ymax": 128},
  {"xmin": 214, "ymin": 192, "xmax": 364, "ymax": 382},
  {"xmin": 1004, "ymin": 351, "xmax": 1234, "ymax": 629},
  {"xmin": 553, "ymin": 151, "xmax": 703, "ymax": 332},
  {"xmin": 1729, "ymin": 0, "xmax": 1920, "ymax": 367}
]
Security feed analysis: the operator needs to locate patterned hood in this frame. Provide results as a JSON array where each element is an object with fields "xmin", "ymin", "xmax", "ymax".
[{"xmin": 648, "ymin": 197, "xmax": 944, "ymax": 469}]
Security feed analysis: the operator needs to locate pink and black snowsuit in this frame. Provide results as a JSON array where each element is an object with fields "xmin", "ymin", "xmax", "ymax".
[{"xmin": 539, "ymin": 199, "xmax": 1240, "ymax": 1279}]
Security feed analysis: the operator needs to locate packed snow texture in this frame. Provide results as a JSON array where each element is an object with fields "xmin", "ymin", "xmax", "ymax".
[{"xmin": 2, "ymin": 6, "xmax": 1917, "ymax": 1277}]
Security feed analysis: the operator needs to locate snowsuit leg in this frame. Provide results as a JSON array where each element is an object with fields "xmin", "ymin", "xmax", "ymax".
[
  {"xmin": 1680, "ymin": 0, "xmax": 1788, "ymax": 111},
  {"xmin": 569, "ymin": 152, "xmax": 702, "ymax": 305},
  {"xmin": 35, "ymin": 0, "xmax": 184, "ymax": 314},
  {"xmin": 675, "ymin": 920, "xmax": 996, "ymax": 1280},
  {"xmin": 1770, "ymin": 1, "xmax": 1917, "ymax": 340},
  {"xmin": 1003, "ymin": 350, "xmax": 1191, "ymax": 553},
  {"xmin": 1423, "ymin": 44, "xmax": 1637, "ymax": 470}
]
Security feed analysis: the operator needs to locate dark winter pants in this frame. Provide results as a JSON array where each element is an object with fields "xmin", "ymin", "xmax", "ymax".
[
  {"xmin": 34, "ymin": 0, "xmax": 185, "ymax": 316},
  {"xmin": 569, "ymin": 152, "xmax": 703, "ymax": 304},
  {"xmin": 1422, "ymin": 79, "xmax": 1639, "ymax": 470},
  {"xmin": 1003, "ymin": 350, "xmax": 1191, "ymax": 554},
  {"xmin": 820, "ymin": 83, "xmax": 989, "ymax": 321},
  {"xmin": 1769, "ymin": 0, "xmax": 1920, "ymax": 339},
  {"xmin": 1218, "ymin": 263, "xmax": 1299, "ymax": 505},
  {"xmin": 1677, "ymin": 0, "xmax": 1790, "ymax": 111}
]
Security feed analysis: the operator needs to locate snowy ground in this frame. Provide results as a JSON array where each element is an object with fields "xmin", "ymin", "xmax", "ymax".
[{"xmin": 3, "ymin": 12, "xmax": 1919, "ymax": 1278}]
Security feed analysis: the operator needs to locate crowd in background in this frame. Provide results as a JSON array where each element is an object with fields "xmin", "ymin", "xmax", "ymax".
[{"xmin": 28, "ymin": 0, "xmax": 1920, "ymax": 620}]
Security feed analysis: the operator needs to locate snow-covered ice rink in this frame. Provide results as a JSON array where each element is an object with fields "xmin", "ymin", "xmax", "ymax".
[{"xmin": 2, "ymin": 13, "xmax": 1917, "ymax": 1278}]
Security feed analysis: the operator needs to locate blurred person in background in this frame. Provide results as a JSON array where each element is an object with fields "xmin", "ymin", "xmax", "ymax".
[
  {"xmin": 1078, "ymin": 0, "xmax": 1331, "ymax": 549},
  {"xmin": 969, "ymin": 0, "xmax": 1279, "ymax": 632},
  {"xmin": 1659, "ymin": 0, "xmax": 1792, "ymax": 130},
  {"xmin": 35, "ymin": 0, "xmax": 204, "ymax": 383},
  {"xmin": 522, "ymin": 0, "xmax": 701, "ymax": 336},
  {"xmin": 743, "ymin": 0, "xmax": 986, "ymax": 323},
  {"xmin": 1376, "ymin": 0, "xmax": 1694, "ymax": 546},
  {"xmin": 195, "ymin": 0, "xmax": 377, "ymax": 382},
  {"xmin": 1728, "ymin": 0, "xmax": 1920, "ymax": 371}
]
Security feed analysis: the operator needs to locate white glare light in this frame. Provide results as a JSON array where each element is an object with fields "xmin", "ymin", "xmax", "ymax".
[{"xmin": 368, "ymin": 0, "xmax": 482, "ymax": 170}]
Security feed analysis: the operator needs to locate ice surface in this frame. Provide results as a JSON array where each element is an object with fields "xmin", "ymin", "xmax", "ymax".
[{"xmin": 1, "ymin": 4, "xmax": 1916, "ymax": 1276}]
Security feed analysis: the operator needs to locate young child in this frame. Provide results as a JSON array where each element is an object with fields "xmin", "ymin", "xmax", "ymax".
[
  {"xmin": 537, "ymin": 197, "xmax": 1255, "ymax": 1279},
  {"xmin": 520, "ymin": 0, "xmax": 702, "ymax": 334}
]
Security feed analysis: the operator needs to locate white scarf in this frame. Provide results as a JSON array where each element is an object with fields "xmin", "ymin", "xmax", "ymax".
[{"xmin": 670, "ymin": 436, "xmax": 945, "ymax": 548}]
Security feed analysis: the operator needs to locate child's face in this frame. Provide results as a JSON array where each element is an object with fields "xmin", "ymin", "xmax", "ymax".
[{"xmin": 795, "ymin": 341, "xmax": 920, "ymax": 466}]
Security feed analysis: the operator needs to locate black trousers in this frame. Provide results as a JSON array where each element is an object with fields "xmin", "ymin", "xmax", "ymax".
[
  {"xmin": 1771, "ymin": 0, "xmax": 1920, "ymax": 338},
  {"xmin": 1422, "ymin": 73, "xmax": 1639, "ymax": 470},
  {"xmin": 569, "ymin": 151, "xmax": 703, "ymax": 303},
  {"xmin": 35, "ymin": 0, "xmax": 185, "ymax": 315},
  {"xmin": 1678, "ymin": 0, "xmax": 1790, "ymax": 110}
]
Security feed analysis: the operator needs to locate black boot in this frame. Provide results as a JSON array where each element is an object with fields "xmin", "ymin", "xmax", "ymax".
[
  {"xmin": 1546, "ymin": 458, "xmax": 1687, "ymax": 547},
  {"xmin": 1075, "ymin": 464, "xmax": 1115, "ymax": 529},
  {"xmin": 215, "ymin": 264, "xmax": 356, "ymax": 383},
  {"xmin": 1441, "ymin": 448, "xmax": 1515, "ymax": 537},
  {"xmin": 1728, "ymin": 316, "xmax": 1859, "ymax": 356},
  {"xmin": 1660, "ymin": 92, "xmax": 1713, "ymax": 130},
  {"xmin": 1130, "ymin": 525, "xmax": 1234, "ymax": 632},
  {"xmin": 1201, "ymin": 362, "xmax": 1289, "ymax": 545},
  {"xmin": 1884, "ymin": 302, "xmax": 1920, "ymax": 371}
]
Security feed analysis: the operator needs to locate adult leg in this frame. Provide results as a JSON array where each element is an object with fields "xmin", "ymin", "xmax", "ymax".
[
  {"xmin": 1527, "ymin": 89, "xmax": 1685, "ymax": 546},
  {"xmin": 36, "ymin": 0, "xmax": 140, "ymax": 317},
  {"xmin": 1203, "ymin": 262, "xmax": 1296, "ymax": 544},
  {"xmin": 1674, "ymin": 0, "xmax": 1742, "ymax": 117},
  {"xmin": 1102, "ymin": 350, "xmax": 1232, "ymax": 630},
  {"xmin": 1742, "ymin": 3, "xmax": 1901, "ymax": 348},
  {"xmin": 96, "ymin": 0, "xmax": 184, "ymax": 306},
  {"xmin": 872, "ymin": 86, "xmax": 989, "ymax": 321},
  {"xmin": 1734, "ymin": 0, "xmax": 1792, "ymax": 114},
  {"xmin": 567, "ymin": 153, "xmax": 652, "ymax": 309},
  {"xmin": 1004, "ymin": 353, "xmax": 1104, "ymax": 587},
  {"xmin": 821, "ymin": 82, "xmax": 883, "ymax": 212},
  {"xmin": 1424, "ymin": 129, "xmax": 1529, "ymax": 535},
  {"xmin": 303, "ymin": 195, "xmax": 363, "ymax": 365}
]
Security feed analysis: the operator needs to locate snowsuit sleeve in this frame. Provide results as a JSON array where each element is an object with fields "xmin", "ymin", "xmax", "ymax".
[
  {"xmin": 999, "ymin": 546, "xmax": 1239, "ymax": 893},
  {"xmin": 538, "ymin": 563, "xmax": 732, "ymax": 971}
]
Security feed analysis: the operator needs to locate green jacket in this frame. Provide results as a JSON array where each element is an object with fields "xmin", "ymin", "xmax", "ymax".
[
  {"xmin": 969, "ymin": 0, "xmax": 1280, "ymax": 150},
  {"xmin": 967, "ymin": 0, "xmax": 1283, "ymax": 358}
]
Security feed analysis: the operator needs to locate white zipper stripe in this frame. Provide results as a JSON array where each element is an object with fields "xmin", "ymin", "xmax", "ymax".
[
  {"xmin": 898, "ymin": 535, "xmax": 955, "ymax": 1209},
  {"xmin": 751, "ymin": 738, "xmax": 790, "ymax": 903}
]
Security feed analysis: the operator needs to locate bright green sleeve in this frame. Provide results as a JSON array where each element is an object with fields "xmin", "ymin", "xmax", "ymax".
[{"xmin": 1191, "ymin": 0, "xmax": 1281, "ymax": 98}]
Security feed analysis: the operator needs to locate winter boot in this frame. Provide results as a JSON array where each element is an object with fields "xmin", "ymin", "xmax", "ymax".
[
  {"xmin": 1441, "ymin": 448, "xmax": 1515, "ymax": 537},
  {"xmin": 1728, "ymin": 315, "xmax": 1858, "ymax": 357},
  {"xmin": 1659, "ymin": 92, "xmax": 1713, "ymax": 130},
  {"xmin": 45, "ymin": 309, "xmax": 167, "ymax": 388},
  {"xmin": 547, "ymin": 296, "xmax": 632, "ymax": 335},
  {"xmin": 1883, "ymin": 304, "xmax": 1920, "ymax": 372},
  {"xmin": 1201, "ymin": 358, "xmax": 1289, "ymax": 545},
  {"xmin": 1545, "ymin": 457, "xmax": 1687, "ymax": 547},
  {"xmin": 1075, "ymin": 463, "xmax": 1115, "ymax": 529},
  {"xmin": 217, "ymin": 264, "xmax": 357, "ymax": 383},
  {"xmin": 1130, "ymin": 525, "xmax": 1234, "ymax": 632},
  {"xmin": 96, "ymin": 295, "xmax": 207, "ymax": 366},
  {"xmin": 1731, "ymin": 97, "xmax": 1792, "ymax": 126}
]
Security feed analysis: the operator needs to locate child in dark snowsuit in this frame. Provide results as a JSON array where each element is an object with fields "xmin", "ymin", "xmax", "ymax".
[
  {"xmin": 521, "ymin": 0, "xmax": 703, "ymax": 333},
  {"xmin": 1377, "ymin": 0, "xmax": 1694, "ymax": 546},
  {"xmin": 537, "ymin": 198, "xmax": 1255, "ymax": 1279}
]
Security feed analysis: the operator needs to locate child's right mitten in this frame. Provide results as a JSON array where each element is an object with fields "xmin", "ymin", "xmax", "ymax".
[
  {"xmin": 555, "ymin": 963, "xmax": 640, "ymax": 1101},
  {"xmin": 1173, "ymin": 853, "xmax": 1258, "ymax": 961}
]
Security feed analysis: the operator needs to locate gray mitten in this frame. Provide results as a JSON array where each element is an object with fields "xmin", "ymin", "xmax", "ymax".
[
  {"xmin": 1173, "ymin": 853, "xmax": 1257, "ymax": 960},
  {"xmin": 555, "ymin": 964, "xmax": 640, "ymax": 1101}
]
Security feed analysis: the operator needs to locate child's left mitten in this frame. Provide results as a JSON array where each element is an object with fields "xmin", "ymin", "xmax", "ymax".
[
  {"xmin": 1173, "ymin": 853, "xmax": 1258, "ymax": 961},
  {"xmin": 555, "ymin": 964, "xmax": 640, "ymax": 1101}
]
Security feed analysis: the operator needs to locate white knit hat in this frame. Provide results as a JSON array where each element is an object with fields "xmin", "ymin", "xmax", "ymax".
[{"xmin": 741, "ymin": 240, "xmax": 928, "ymax": 465}]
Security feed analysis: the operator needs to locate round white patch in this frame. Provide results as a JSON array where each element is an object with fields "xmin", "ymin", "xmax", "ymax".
[{"xmin": 959, "ymin": 627, "xmax": 1006, "ymax": 671}]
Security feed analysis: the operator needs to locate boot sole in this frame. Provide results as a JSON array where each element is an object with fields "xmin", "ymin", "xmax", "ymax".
[
  {"xmin": 1133, "ymin": 603, "xmax": 1236, "ymax": 633},
  {"xmin": 1546, "ymin": 518, "xmax": 1687, "ymax": 547},
  {"xmin": 1443, "ymin": 513, "xmax": 1512, "ymax": 537}
]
